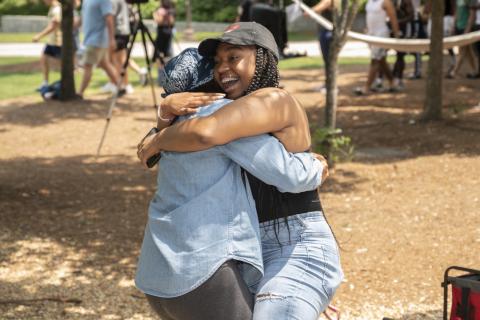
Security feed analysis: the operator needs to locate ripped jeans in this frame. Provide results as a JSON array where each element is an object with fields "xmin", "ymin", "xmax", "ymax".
[{"xmin": 251, "ymin": 211, "xmax": 343, "ymax": 320}]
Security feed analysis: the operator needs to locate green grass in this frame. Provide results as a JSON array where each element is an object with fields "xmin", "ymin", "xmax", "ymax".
[
  {"xmin": 0, "ymin": 57, "xmax": 148, "ymax": 100},
  {"xmin": 0, "ymin": 33, "xmax": 37, "ymax": 43},
  {"xmin": 0, "ymin": 54, "xmax": 424, "ymax": 100},
  {"xmin": 0, "ymin": 57, "xmax": 36, "ymax": 66},
  {"xmin": 0, "ymin": 31, "xmax": 317, "ymax": 43}
]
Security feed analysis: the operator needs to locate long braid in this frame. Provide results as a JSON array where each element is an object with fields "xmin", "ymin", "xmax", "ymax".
[
  {"xmin": 245, "ymin": 47, "xmax": 279, "ymax": 95},
  {"xmin": 244, "ymin": 46, "xmax": 288, "ymax": 243},
  {"xmin": 244, "ymin": 46, "xmax": 337, "ymax": 248}
]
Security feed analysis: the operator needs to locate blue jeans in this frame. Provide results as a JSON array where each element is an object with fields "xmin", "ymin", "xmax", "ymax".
[
  {"xmin": 252, "ymin": 212, "xmax": 343, "ymax": 320},
  {"xmin": 318, "ymin": 29, "xmax": 333, "ymax": 70}
]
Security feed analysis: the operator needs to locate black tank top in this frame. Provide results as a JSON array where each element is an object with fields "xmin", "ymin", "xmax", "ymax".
[{"xmin": 244, "ymin": 171, "xmax": 323, "ymax": 223}]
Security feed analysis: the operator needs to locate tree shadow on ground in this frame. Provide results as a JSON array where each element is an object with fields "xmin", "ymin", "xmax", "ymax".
[
  {"xmin": 0, "ymin": 95, "xmax": 151, "ymax": 128},
  {"xmin": 0, "ymin": 155, "xmax": 156, "ymax": 318},
  {"xmin": 305, "ymin": 102, "xmax": 480, "ymax": 164},
  {"xmin": 386, "ymin": 308, "xmax": 443, "ymax": 319}
]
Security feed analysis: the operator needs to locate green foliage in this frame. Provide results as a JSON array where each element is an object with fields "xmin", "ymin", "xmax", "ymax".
[
  {"xmin": 181, "ymin": 0, "xmax": 238, "ymax": 22},
  {"xmin": 311, "ymin": 126, "xmax": 354, "ymax": 164},
  {"xmin": 138, "ymin": 0, "xmax": 160, "ymax": 19},
  {"xmin": 119, "ymin": 0, "xmax": 237, "ymax": 23},
  {"xmin": 0, "ymin": 0, "xmax": 48, "ymax": 15}
]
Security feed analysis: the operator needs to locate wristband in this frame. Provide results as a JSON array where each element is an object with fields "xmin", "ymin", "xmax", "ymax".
[{"xmin": 157, "ymin": 104, "xmax": 175, "ymax": 122}]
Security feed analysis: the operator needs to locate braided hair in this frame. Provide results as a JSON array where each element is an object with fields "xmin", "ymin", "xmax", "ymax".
[
  {"xmin": 245, "ymin": 47, "xmax": 279, "ymax": 95},
  {"xmin": 242, "ymin": 46, "xmax": 293, "ymax": 242}
]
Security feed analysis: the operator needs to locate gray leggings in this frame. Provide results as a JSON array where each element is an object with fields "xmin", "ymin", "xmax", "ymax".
[{"xmin": 146, "ymin": 260, "xmax": 253, "ymax": 320}]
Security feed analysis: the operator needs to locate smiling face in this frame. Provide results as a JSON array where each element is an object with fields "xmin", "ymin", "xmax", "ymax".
[{"xmin": 213, "ymin": 43, "xmax": 257, "ymax": 100}]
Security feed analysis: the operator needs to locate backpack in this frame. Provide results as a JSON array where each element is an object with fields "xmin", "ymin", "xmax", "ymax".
[{"xmin": 40, "ymin": 80, "xmax": 61, "ymax": 100}]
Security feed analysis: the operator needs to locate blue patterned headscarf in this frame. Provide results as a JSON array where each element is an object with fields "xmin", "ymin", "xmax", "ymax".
[{"xmin": 160, "ymin": 48, "xmax": 215, "ymax": 96}]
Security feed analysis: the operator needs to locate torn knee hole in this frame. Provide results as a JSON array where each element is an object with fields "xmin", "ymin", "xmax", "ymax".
[{"xmin": 255, "ymin": 293, "xmax": 285, "ymax": 301}]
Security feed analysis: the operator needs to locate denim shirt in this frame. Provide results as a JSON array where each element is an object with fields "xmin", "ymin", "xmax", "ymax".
[{"xmin": 135, "ymin": 99, "xmax": 323, "ymax": 298}]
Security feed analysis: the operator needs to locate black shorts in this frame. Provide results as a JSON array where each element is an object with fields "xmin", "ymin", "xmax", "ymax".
[
  {"xmin": 44, "ymin": 45, "xmax": 62, "ymax": 59},
  {"xmin": 115, "ymin": 34, "xmax": 130, "ymax": 51}
]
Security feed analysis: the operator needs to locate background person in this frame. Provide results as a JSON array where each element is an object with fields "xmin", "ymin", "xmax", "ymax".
[
  {"xmin": 465, "ymin": 0, "xmax": 480, "ymax": 78},
  {"xmin": 101, "ymin": 0, "xmax": 135, "ymax": 95},
  {"xmin": 249, "ymin": 0, "xmax": 288, "ymax": 58},
  {"xmin": 392, "ymin": 0, "xmax": 414, "ymax": 90},
  {"xmin": 450, "ymin": 0, "xmax": 478, "ymax": 78},
  {"xmin": 153, "ymin": 0, "xmax": 175, "ymax": 85},
  {"xmin": 32, "ymin": 0, "xmax": 62, "ymax": 92},
  {"xmin": 355, "ymin": 0, "xmax": 400, "ymax": 95},
  {"xmin": 236, "ymin": 0, "xmax": 253, "ymax": 22},
  {"xmin": 309, "ymin": 0, "xmax": 336, "ymax": 92},
  {"xmin": 77, "ymin": 0, "xmax": 122, "ymax": 98}
]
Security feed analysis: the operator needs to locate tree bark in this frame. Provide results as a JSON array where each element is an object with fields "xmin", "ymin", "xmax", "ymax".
[
  {"xmin": 324, "ymin": 0, "xmax": 358, "ymax": 129},
  {"xmin": 323, "ymin": 0, "xmax": 358, "ymax": 165},
  {"xmin": 59, "ymin": 0, "xmax": 76, "ymax": 101},
  {"xmin": 421, "ymin": 0, "xmax": 444, "ymax": 121}
]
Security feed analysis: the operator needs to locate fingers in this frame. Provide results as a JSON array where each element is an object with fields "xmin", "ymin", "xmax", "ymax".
[
  {"xmin": 190, "ymin": 92, "xmax": 225, "ymax": 97},
  {"xmin": 184, "ymin": 94, "xmax": 226, "ymax": 109}
]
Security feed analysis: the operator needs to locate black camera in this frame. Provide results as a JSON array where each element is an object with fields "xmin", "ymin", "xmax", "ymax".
[{"xmin": 126, "ymin": 0, "xmax": 149, "ymax": 4}]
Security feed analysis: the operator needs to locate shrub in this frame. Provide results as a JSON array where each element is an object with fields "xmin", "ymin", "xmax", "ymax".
[
  {"xmin": 0, "ymin": 0, "xmax": 48, "ymax": 15},
  {"xmin": 311, "ymin": 126, "xmax": 354, "ymax": 164}
]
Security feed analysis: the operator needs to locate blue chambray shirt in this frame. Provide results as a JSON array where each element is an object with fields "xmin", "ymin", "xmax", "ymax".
[{"xmin": 135, "ymin": 99, "xmax": 323, "ymax": 298}]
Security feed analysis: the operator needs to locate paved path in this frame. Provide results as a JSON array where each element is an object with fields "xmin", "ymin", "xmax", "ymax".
[{"xmin": 0, "ymin": 40, "xmax": 371, "ymax": 58}]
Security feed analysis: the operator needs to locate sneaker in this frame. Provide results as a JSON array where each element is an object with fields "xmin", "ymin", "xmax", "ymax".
[
  {"xmin": 139, "ymin": 68, "xmax": 148, "ymax": 86},
  {"xmin": 125, "ymin": 84, "xmax": 134, "ymax": 94},
  {"xmin": 111, "ymin": 86, "xmax": 126, "ymax": 98},
  {"xmin": 101, "ymin": 82, "xmax": 116, "ymax": 93},
  {"xmin": 373, "ymin": 77, "xmax": 384, "ymax": 90}
]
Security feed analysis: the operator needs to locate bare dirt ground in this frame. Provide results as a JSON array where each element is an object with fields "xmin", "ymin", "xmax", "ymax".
[{"xmin": 0, "ymin": 63, "xmax": 479, "ymax": 320}]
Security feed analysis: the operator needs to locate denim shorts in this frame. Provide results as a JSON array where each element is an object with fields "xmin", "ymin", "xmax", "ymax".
[{"xmin": 251, "ymin": 211, "xmax": 343, "ymax": 320}]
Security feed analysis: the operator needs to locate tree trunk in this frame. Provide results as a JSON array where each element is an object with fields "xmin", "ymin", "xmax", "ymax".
[
  {"xmin": 184, "ymin": 0, "xmax": 194, "ymax": 41},
  {"xmin": 324, "ymin": 0, "xmax": 358, "ymax": 129},
  {"xmin": 421, "ymin": 0, "xmax": 444, "ymax": 121},
  {"xmin": 325, "ymin": 48, "xmax": 340, "ymax": 129},
  {"xmin": 323, "ymin": 0, "xmax": 358, "ymax": 166},
  {"xmin": 59, "ymin": 0, "xmax": 76, "ymax": 101}
]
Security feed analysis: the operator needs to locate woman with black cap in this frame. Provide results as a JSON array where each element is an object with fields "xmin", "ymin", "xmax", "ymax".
[
  {"xmin": 138, "ymin": 22, "xmax": 343, "ymax": 320},
  {"xmin": 135, "ymin": 47, "xmax": 326, "ymax": 319}
]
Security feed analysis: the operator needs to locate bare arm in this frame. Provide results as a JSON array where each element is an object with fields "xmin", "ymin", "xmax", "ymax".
[
  {"xmin": 157, "ymin": 87, "xmax": 310, "ymax": 151},
  {"xmin": 312, "ymin": 0, "xmax": 333, "ymax": 14},
  {"xmin": 465, "ymin": 7, "xmax": 476, "ymax": 33},
  {"xmin": 105, "ymin": 14, "xmax": 116, "ymax": 51},
  {"xmin": 384, "ymin": 0, "xmax": 400, "ymax": 37},
  {"xmin": 137, "ymin": 88, "xmax": 311, "ymax": 166},
  {"xmin": 32, "ymin": 20, "xmax": 59, "ymax": 42}
]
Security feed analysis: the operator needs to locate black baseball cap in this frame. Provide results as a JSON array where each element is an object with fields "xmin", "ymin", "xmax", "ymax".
[{"xmin": 198, "ymin": 22, "xmax": 280, "ymax": 61}]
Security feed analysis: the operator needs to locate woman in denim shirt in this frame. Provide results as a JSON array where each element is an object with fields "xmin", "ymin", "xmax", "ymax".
[
  {"xmin": 139, "ymin": 22, "xmax": 343, "ymax": 320},
  {"xmin": 135, "ymin": 51, "xmax": 325, "ymax": 320}
]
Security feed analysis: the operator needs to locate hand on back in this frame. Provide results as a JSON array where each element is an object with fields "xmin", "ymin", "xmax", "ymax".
[{"xmin": 161, "ymin": 92, "xmax": 225, "ymax": 118}]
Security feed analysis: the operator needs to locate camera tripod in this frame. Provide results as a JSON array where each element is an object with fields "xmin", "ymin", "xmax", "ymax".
[{"xmin": 97, "ymin": 2, "xmax": 165, "ymax": 156}]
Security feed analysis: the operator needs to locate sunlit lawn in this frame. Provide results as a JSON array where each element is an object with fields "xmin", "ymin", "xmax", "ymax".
[
  {"xmin": 0, "ymin": 55, "xmax": 419, "ymax": 100},
  {"xmin": 0, "ymin": 57, "xmax": 148, "ymax": 100},
  {"xmin": 0, "ymin": 31, "xmax": 317, "ymax": 43}
]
